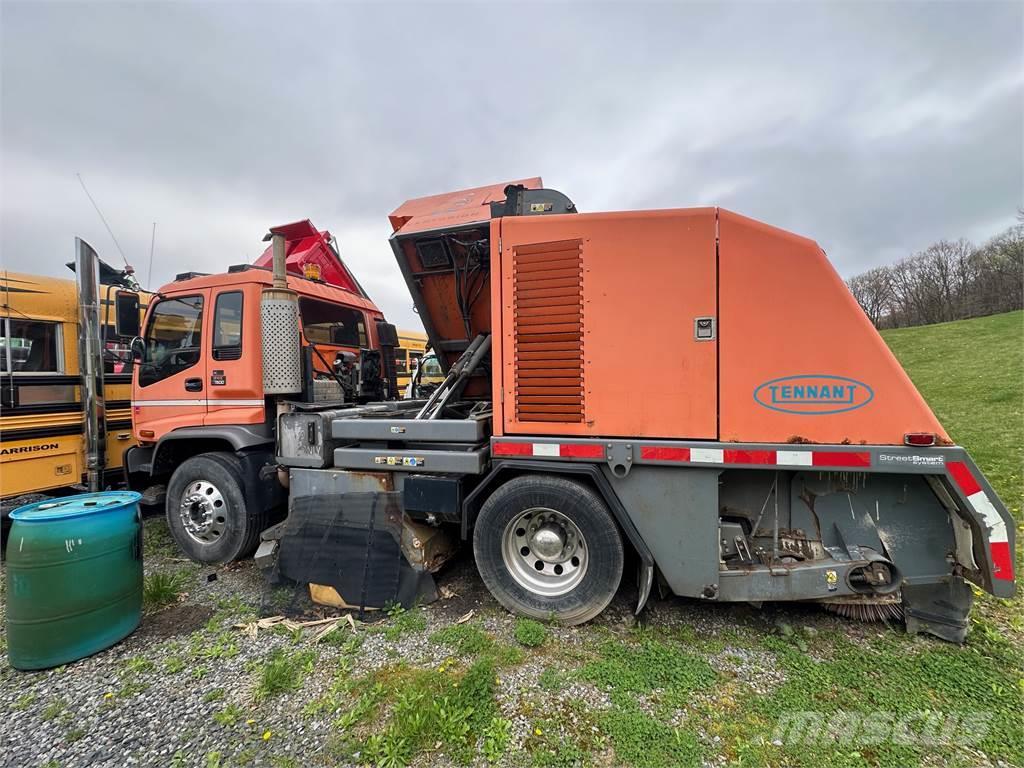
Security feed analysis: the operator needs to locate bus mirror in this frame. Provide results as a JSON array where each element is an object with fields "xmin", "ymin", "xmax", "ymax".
[
  {"xmin": 130, "ymin": 336, "xmax": 146, "ymax": 362},
  {"xmin": 115, "ymin": 291, "xmax": 141, "ymax": 338}
]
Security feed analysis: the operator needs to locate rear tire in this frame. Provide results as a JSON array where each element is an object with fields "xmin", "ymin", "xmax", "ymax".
[
  {"xmin": 473, "ymin": 475, "xmax": 624, "ymax": 625},
  {"xmin": 166, "ymin": 452, "xmax": 266, "ymax": 564}
]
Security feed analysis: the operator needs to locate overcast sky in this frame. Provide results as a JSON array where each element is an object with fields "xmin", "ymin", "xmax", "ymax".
[{"xmin": 1, "ymin": 1, "xmax": 1021, "ymax": 329}]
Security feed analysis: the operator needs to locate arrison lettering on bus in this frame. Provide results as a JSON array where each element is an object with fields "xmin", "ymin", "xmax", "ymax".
[{"xmin": 0, "ymin": 443, "xmax": 59, "ymax": 456}]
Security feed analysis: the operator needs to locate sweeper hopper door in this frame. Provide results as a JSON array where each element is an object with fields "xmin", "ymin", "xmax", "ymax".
[{"xmin": 498, "ymin": 209, "xmax": 718, "ymax": 439}]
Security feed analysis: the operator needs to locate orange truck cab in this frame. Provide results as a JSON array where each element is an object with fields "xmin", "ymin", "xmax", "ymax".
[{"xmin": 125, "ymin": 222, "xmax": 397, "ymax": 563}]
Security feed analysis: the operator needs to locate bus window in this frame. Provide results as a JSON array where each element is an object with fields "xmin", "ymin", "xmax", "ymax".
[
  {"xmin": 393, "ymin": 348, "xmax": 409, "ymax": 374},
  {"xmin": 103, "ymin": 324, "xmax": 132, "ymax": 374},
  {"xmin": 1, "ymin": 318, "xmax": 62, "ymax": 373}
]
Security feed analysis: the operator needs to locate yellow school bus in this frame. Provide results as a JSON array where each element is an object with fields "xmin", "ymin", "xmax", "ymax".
[
  {"xmin": 0, "ymin": 271, "xmax": 149, "ymax": 500},
  {"xmin": 394, "ymin": 329, "xmax": 446, "ymax": 398},
  {"xmin": 394, "ymin": 329, "xmax": 429, "ymax": 392}
]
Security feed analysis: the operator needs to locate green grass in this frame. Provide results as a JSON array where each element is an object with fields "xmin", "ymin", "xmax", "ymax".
[
  {"xmin": 882, "ymin": 310, "xmax": 1023, "ymax": 521},
  {"xmin": 431, "ymin": 623, "xmax": 493, "ymax": 656},
  {"xmin": 576, "ymin": 634, "xmax": 716, "ymax": 767},
  {"xmin": 382, "ymin": 605, "xmax": 427, "ymax": 641},
  {"xmin": 327, "ymin": 658, "xmax": 501, "ymax": 766},
  {"xmin": 514, "ymin": 618, "xmax": 549, "ymax": 648},
  {"xmin": 430, "ymin": 622, "xmax": 525, "ymax": 666},
  {"xmin": 212, "ymin": 703, "xmax": 244, "ymax": 727},
  {"xmin": 254, "ymin": 648, "xmax": 315, "ymax": 701},
  {"xmin": 142, "ymin": 570, "xmax": 189, "ymax": 612},
  {"xmin": 40, "ymin": 699, "xmax": 66, "ymax": 721}
]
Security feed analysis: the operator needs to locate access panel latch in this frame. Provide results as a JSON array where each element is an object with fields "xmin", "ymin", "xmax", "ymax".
[{"xmin": 694, "ymin": 316, "xmax": 716, "ymax": 341}]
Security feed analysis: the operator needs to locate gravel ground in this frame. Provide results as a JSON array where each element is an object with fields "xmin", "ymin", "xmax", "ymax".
[{"xmin": 0, "ymin": 515, "xmax": 971, "ymax": 768}]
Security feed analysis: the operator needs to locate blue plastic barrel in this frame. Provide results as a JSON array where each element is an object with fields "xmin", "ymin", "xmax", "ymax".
[{"xmin": 5, "ymin": 491, "xmax": 143, "ymax": 670}]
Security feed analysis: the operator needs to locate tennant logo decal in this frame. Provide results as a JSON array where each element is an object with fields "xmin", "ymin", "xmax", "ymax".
[
  {"xmin": 753, "ymin": 375, "xmax": 874, "ymax": 415},
  {"xmin": 0, "ymin": 442, "xmax": 59, "ymax": 456}
]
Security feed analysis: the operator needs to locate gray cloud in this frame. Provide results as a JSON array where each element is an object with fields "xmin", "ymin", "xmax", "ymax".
[{"xmin": 2, "ymin": 1, "xmax": 1020, "ymax": 328}]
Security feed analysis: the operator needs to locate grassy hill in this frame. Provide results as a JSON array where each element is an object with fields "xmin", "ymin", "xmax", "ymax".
[{"xmin": 883, "ymin": 310, "xmax": 1023, "ymax": 526}]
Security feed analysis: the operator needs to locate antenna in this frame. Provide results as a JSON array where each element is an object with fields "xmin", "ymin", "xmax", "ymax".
[
  {"xmin": 148, "ymin": 222, "xmax": 156, "ymax": 289},
  {"xmin": 75, "ymin": 173, "xmax": 130, "ymax": 269}
]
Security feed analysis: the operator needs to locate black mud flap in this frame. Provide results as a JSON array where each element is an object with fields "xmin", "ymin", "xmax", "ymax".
[
  {"xmin": 902, "ymin": 578, "xmax": 973, "ymax": 644},
  {"xmin": 274, "ymin": 491, "xmax": 437, "ymax": 616}
]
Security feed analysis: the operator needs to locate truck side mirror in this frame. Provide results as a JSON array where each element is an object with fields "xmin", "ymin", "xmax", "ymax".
[
  {"xmin": 130, "ymin": 336, "xmax": 146, "ymax": 362},
  {"xmin": 115, "ymin": 291, "xmax": 141, "ymax": 339}
]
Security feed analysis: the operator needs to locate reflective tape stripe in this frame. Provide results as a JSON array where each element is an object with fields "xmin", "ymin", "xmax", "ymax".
[
  {"xmin": 495, "ymin": 442, "xmax": 867, "ymax": 470},
  {"xmin": 947, "ymin": 461, "xmax": 982, "ymax": 496},
  {"xmin": 132, "ymin": 399, "xmax": 264, "ymax": 407},
  {"xmin": 640, "ymin": 446, "xmax": 690, "ymax": 462},
  {"xmin": 492, "ymin": 442, "xmax": 604, "ymax": 459},
  {"xmin": 967, "ymin": 490, "xmax": 1009, "ymax": 544},
  {"xmin": 724, "ymin": 449, "xmax": 776, "ymax": 464},
  {"xmin": 812, "ymin": 451, "xmax": 871, "ymax": 468},
  {"xmin": 947, "ymin": 462, "xmax": 1013, "ymax": 582},
  {"xmin": 492, "ymin": 442, "xmax": 533, "ymax": 457},
  {"xmin": 990, "ymin": 541, "xmax": 1015, "ymax": 582},
  {"xmin": 776, "ymin": 450, "xmax": 813, "ymax": 466},
  {"xmin": 690, "ymin": 447, "xmax": 723, "ymax": 464},
  {"xmin": 560, "ymin": 443, "xmax": 605, "ymax": 459}
]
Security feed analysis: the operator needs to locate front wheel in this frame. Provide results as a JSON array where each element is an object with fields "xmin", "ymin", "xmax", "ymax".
[
  {"xmin": 473, "ymin": 475, "xmax": 624, "ymax": 625},
  {"xmin": 166, "ymin": 452, "xmax": 265, "ymax": 564}
]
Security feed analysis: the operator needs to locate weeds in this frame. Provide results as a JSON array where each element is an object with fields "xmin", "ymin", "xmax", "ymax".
[
  {"xmin": 538, "ymin": 666, "xmax": 564, "ymax": 691},
  {"xmin": 122, "ymin": 656, "xmax": 155, "ymax": 675},
  {"xmin": 12, "ymin": 693, "xmax": 36, "ymax": 710},
  {"xmin": 41, "ymin": 699, "xmax": 66, "ymax": 721},
  {"xmin": 330, "ymin": 658, "xmax": 499, "ymax": 766},
  {"xmin": 143, "ymin": 570, "xmax": 188, "ymax": 612},
  {"xmin": 514, "ymin": 618, "xmax": 549, "ymax": 648},
  {"xmin": 482, "ymin": 715, "xmax": 513, "ymax": 763},
  {"xmin": 212, "ymin": 703, "xmax": 244, "ymax": 727},
  {"xmin": 254, "ymin": 648, "xmax": 316, "ymax": 701},
  {"xmin": 383, "ymin": 604, "xmax": 427, "ymax": 641},
  {"xmin": 432, "ymin": 623, "xmax": 492, "ymax": 656},
  {"xmin": 188, "ymin": 628, "xmax": 239, "ymax": 661}
]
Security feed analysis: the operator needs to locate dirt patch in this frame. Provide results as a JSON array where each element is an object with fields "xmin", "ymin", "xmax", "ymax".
[{"xmin": 134, "ymin": 603, "xmax": 215, "ymax": 642}]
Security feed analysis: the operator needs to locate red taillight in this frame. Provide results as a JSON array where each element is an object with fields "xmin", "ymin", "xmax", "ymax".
[{"xmin": 904, "ymin": 432, "xmax": 936, "ymax": 447}]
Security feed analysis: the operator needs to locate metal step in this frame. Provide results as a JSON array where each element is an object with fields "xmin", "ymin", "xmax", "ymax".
[{"xmin": 140, "ymin": 484, "xmax": 167, "ymax": 508}]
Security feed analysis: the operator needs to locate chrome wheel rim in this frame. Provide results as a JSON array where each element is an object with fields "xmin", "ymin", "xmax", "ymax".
[
  {"xmin": 179, "ymin": 480, "xmax": 227, "ymax": 544},
  {"xmin": 501, "ymin": 506, "xmax": 587, "ymax": 597}
]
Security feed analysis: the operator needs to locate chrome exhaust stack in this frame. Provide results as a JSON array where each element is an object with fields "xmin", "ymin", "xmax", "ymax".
[{"xmin": 75, "ymin": 237, "xmax": 106, "ymax": 492}]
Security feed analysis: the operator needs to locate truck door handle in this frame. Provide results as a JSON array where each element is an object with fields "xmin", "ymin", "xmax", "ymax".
[{"xmin": 184, "ymin": 378, "xmax": 203, "ymax": 392}]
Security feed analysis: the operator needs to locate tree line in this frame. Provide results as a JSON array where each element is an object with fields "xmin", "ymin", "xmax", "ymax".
[{"xmin": 846, "ymin": 222, "xmax": 1024, "ymax": 329}]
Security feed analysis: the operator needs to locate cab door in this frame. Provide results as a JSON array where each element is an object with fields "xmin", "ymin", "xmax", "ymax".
[
  {"xmin": 132, "ymin": 291, "xmax": 209, "ymax": 441},
  {"xmin": 204, "ymin": 285, "xmax": 264, "ymax": 427}
]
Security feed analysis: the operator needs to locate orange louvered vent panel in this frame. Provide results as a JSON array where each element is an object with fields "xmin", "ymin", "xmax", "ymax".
[{"xmin": 512, "ymin": 239, "xmax": 584, "ymax": 423}]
